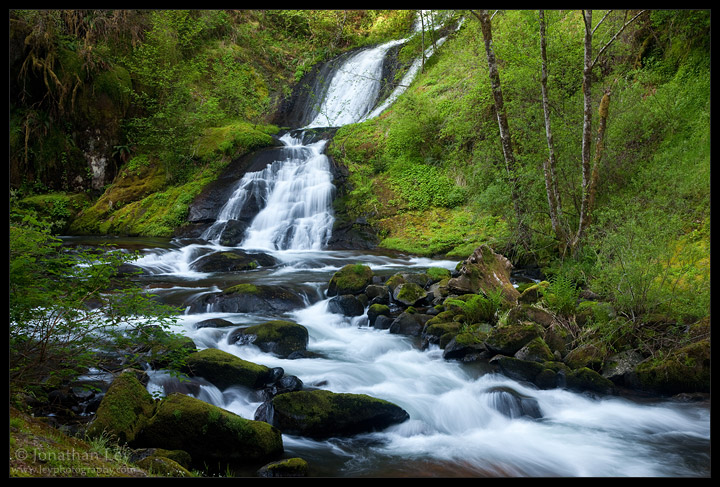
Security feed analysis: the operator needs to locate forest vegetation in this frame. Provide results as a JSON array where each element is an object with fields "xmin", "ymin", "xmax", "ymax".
[{"xmin": 9, "ymin": 9, "xmax": 710, "ymax": 477}]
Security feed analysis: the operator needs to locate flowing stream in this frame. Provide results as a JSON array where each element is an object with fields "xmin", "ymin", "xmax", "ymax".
[{"xmin": 85, "ymin": 21, "xmax": 710, "ymax": 477}]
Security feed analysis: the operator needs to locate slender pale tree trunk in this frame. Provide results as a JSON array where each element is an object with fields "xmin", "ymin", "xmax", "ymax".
[
  {"xmin": 472, "ymin": 9, "xmax": 530, "ymax": 247},
  {"xmin": 538, "ymin": 10, "xmax": 567, "ymax": 256}
]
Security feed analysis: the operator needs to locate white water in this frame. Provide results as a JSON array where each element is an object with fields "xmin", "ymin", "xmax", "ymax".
[
  {"xmin": 141, "ymin": 258, "xmax": 710, "ymax": 477},
  {"xmin": 129, "ymin": 15, "xmax": 709, "ymax": 477}
]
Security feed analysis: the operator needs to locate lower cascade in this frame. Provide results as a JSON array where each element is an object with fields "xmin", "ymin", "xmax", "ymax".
[{"xmin": 85, "ymin": 22, "xmax": 708, "ymax": 478}]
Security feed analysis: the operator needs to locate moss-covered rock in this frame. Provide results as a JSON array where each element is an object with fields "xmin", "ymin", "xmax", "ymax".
[
  {"xmin": 565, "ymin": 367, "xmax": 617, "ymax": 395},
  {"xmin": 514, "ymin": 336, "xmax": 555, "ymax": 363},
  {"xmin": 135, "ymin": 393, "xmax": 283, "ymax": 466},
  {"xmin": 136, "ymin": 456, "xmax": 193, "ymax": 477},
  {"xmin": 427, "ymin": 266, "xmax": 451, "ymax": 282},
  {"xmin": 447, "ymin": 245, "xmax": 519, "ymax": 305},
  {"xmin": 268, "ymin": 389, "xmax": 409, "ymax": 439},
  {"xmin": 182, "ymin": 348, "xmax": 275, "ymax": 390},
  {"xmin": 632, "ymin": 339, "xmax": 710, "ymax": 395},
  {"xmin": 484, "ymin": 322, "xmax": 544, "ymax": 356},
  {"xmin": 367, "ymin": 303, "xmax": 391, "ymax": 326},
  {"xmin": 489, "ymin": 356, "xmax": 571, "ymax": 390},
  {"xmin": 393, "ymin": 282, "xmax": 428, "ymax": 306},
  {"xmin": 327, "ymin": 263, "xmax": 374, "ymax": 296},
  {"xmin": 190, "ymin": 250, "xmax": 276, "ymax": 273},
  {"xmin": 196, "ymin": 283, "xmax": 305, "ymax": 314},
  {"xmin": 563, "ymin": 341, "xmax": 607, "ymax": 371},
  {"xmin": 517, "ymin": 281, "xmax": 549, "ymax": 304},
  {"xmin": 86, "ymin": 371, "xmax": 156, "ymax": 444},
  {"xmin": 257, "ymin": 457, "xmax": 309, "ymax": 477},
  {"xmin": 228, "ymin": 320, "xmax": 309, "ymax": 358},
  {"xmin": 506, "ymin": 304, "xmax": 555, "ymax": 328}
]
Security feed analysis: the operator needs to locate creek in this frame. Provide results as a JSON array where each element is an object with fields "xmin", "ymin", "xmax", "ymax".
[{"xmin": 70, "ymin": 17, "xmax": 710, "ymax": 477}]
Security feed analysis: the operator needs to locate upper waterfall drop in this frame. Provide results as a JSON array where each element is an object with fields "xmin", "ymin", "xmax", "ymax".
[{"xmin": 304, "ymin": 38, "xmax": 407, "ymax": 129}]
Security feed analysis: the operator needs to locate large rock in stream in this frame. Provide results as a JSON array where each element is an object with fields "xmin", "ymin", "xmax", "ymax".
[
  {"xmin": 259, "ymin": 389, "xmax": 409, "ymax": 439},
  {"xmin": 182, "ymin": 348, "xmax": 277, "ymax": 390},
  {"xmin": 190, "ymin": 283, "xmax": 306, "ymax": 314},
  {"xmin": 135, "ymin": 392, "xmax": 283, "ymax": 466},
  {"xmin": 227, "ymin": 320, "xmax": 309, "ymax": 358},
  {"xmin": 447, "ymin": 245, "xmax": 519, "ymax": 305}
]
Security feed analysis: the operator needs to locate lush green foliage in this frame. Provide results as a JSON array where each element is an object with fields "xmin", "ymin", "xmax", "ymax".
[{"xmin": 9, "ymin": 213, "xmax": 185, "ymax": 395}]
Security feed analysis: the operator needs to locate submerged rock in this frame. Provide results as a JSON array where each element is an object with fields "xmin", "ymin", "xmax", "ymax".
[
  {"xmin": 486, "ymin": 386, "xmax": 542, "ymax": 419},
  {"xmin": 266, "ymin": 389, "xmax": 409, "ymax": 439}
]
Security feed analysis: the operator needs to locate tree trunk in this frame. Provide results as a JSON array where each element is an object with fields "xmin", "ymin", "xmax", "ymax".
[
  {"xmin": 571, "ymin": 9, "xmax": 596, "ymax": 253},
  {"xmin": 538, "ymin": 10, "xmax": 567, "ymax": 255},
  {"xmin": 473, "ymin": 9, "xmax": 529, "ymax": 247}
]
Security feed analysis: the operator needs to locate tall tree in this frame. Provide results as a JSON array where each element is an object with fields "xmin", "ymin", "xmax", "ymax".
[
  {"xmin": 538, "ymin": 10, "xmax": 567, "ymax": 255},
  {"xmin": 538, "ymin": 9, "xmax": 644, "ymax": 255},
  {"xmin": 471, "ymin": 9, "xmax": 530, "ymax": 248}
]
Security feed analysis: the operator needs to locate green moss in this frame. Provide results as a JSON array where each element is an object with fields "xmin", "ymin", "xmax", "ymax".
[
  {"xmin": 193, "ymin": 121, "xmax": 278, "ymax": 162},
  {"xmin": 136, "ymin": 456, "xmax": 193, "ymax": 477},
  {"xmin": 87, "ymin": 372, "xmax": 156, "ymax": 444},
  {"xmin": 223, "ymin": 283, "xmax": 259, "ymax": 295},
  {"xmin": 182, "ymin": 348, "xmax": 273, "ymax": 389},
  {"xmin": 634, "ymin": 339, "xmax": 710, "ymax": 394},
  {"xmin": 394, "ymin": 282, "xmax": 427, "ymax": 306},
  {"xmin": 327, "ymin": 264, "xmax": 374, "ymax": 296},
  {"xmin": 427, "ymin": 266, "xmax": 451, "ymax": 282}
]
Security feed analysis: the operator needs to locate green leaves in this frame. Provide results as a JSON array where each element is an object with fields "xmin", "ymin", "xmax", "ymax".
[{"xmin": 9, "ymin": 218, "xmax": 183, "ymax": 393}]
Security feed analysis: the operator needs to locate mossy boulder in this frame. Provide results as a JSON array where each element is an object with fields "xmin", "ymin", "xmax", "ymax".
[
  {"xmin": 484, "ymin": 322, "xmax": 544, "ymax": 356},
  {"xmin": 182, "ymin": 348, "xmax": 275, "ymax": 390},
  {"xmin": 135, "ymin": 393, "xmax": 283, "ymax": 466},
  {"xmin": 196, "ymin": 283, "xmax": 305, "ymax": 314},
  {"xmin": 506, "ymin": 304, "xmax": 555, "ymax": 328},
  {"xmin": 86, "ymin": 371, "xmax": 156, "ymax": 444},
  {"xmin": 257, "ymin": 457, "xmax": 309, "ymax": 477},
  {"xmin": 327, "ymin": 264, "xmax": 373, "ymax": 296},
  {"xmin": 447, "ymin": 245, "xmax": 519, "ymax": 305},
  {"xmin": 489, "ymin": 356, "xmax": 571, "ymax": 390},
  {"xmin": 268, "ymin": 389, "xmax": 409, "ymax": 439},
  {"xmin": 514, "ymin": 337, "xmax": 555, "ymax": 363},
  {"xmin": 632, "ymin": 339, "xmax": 710, "ymax": 395},
  {"xmin": 563, "ymin": 341, "xmax": 607, "ymax": 371},
  {"xmin": 442, "ymin": 326, "xmax": 493, "ymax": 362},
  {"xmin": 136, "ymin": 456, "xmax": 193, "ymax": 477},
  {"xmin": 393, "ymin": 282, "xmax": 428, "ymax": 307},
  {"xmin": 427, "ymin": 266, "xmax": 452, "ymax": 282},
  {"xmin": 228, "ymin": 320, "xmax": 309, "ymax": 358},
  {"xmin": 422, "ymin": 320, "xmax": 463, "ymax": 349},
  {"xmin": 565, "ymin": 367, "xmax": 617, "ymax": 396},
  {"xmin": 367, "ymin": 303, "xmax": 392, "ymax": 326}
]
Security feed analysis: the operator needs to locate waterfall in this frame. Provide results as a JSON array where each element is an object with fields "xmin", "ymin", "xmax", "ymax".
[
  {"xmin": 304, "ymin": 38, "xmax": 407, "ymax": 129},
  {"xmin": 203, "ymin": 38, "xmax": 417, "ymax": 251},
  {"xmin": 241, "ymin": 133, "xmax": 335, "ymax": 251},
  {"xmin": 202, "ymin": 12, "xmax": 456, "ymax": 251}
]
